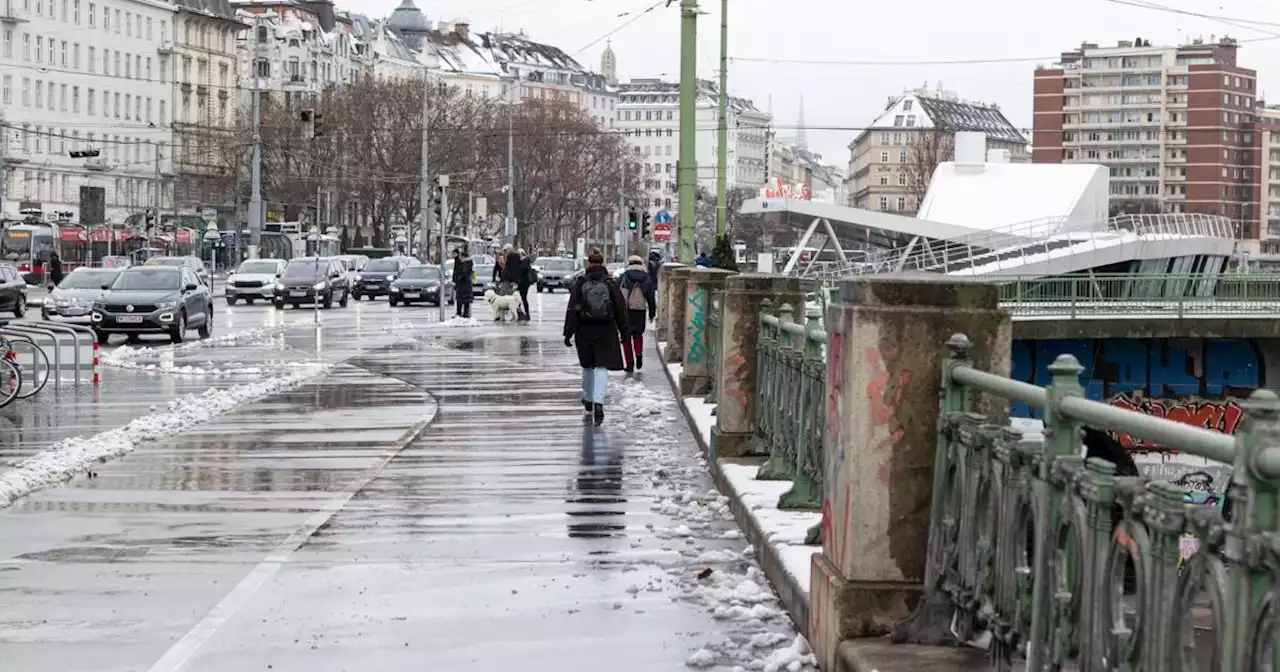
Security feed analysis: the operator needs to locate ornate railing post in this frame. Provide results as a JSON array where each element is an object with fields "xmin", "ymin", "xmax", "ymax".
[
  {"xmin": 680, "ymin": 267, "xmax": 736, "ymax": 394},
  {"xmin": 758, "ymin": 302, "xmax": 799, "ymax": 481},
  {"xmin": 655, "ymin": 262, "xmax": 684, "ymax": 342},
  {"xmin": 926, "ymin": 333, "xmax": 974, "ymax": 590},
  {"xmin": 780, "ymin": 305, "xmax": 824, "ymax": 511},
  {"xmin": 664, "ymin": 266, "xmax": 692, "ymax": 363},
  {"xmin": 704, "ymin": 289, "xmax": 723, "ymax": 404}
]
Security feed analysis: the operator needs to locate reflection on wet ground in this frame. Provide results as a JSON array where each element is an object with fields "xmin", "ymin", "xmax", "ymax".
[{"xmin": 0, "ymin": 295, "xmax": 799, "ymax": 671}]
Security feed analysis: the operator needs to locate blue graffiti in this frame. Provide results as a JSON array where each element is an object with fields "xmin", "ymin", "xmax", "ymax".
[{"xmin": 1010, "ymin": 338, "xmax": 1262, "ymax": 418}]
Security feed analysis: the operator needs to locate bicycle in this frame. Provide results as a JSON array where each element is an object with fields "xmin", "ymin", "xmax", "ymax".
[{"xmin": 0, "ymin": 329, "xmax": 50, "ymax": 402}]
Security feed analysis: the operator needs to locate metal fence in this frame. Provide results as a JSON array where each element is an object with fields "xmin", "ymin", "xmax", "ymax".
[
  {"xmin": 925, "ymin": 332, "xmax": 1278, "ymax": 671},
  {"xmin": 995, "ymin": 273, "xmax": 1280, "ymax": 317},
  {"xmin": 753, "ymin": 300, "xmax": 825, "ymax": 514}
]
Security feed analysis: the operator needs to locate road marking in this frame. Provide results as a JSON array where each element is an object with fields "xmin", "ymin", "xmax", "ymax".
[{"xmin": 145, "ymin": 412, "xmax": 436, "ymax": 672}]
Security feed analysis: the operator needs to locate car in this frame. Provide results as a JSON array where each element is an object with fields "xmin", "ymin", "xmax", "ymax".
[
  {"xmin": 225, "ymin": 258, "xmax": 286, "ymax": 305},
  {"xmin": 0, "ymin": 263, "xmax": 27, "ymax": 318},
  {"xmin": 146, "ymin": 256, "xmax": 211, "ymax": 287},
  {"xmin": 605, "ymin": 262, "xmax": 626, "ymax": 278},
  {"xmin": 389, "ymin": 265, "xmax": 454, "ymax": 307},
  {"xmin": 336, "ymin": 254, "xmax": 369, "ymax": 273},
  {"xmin": 91, "ymin": 266, "xmax": 213, "ymax": 344},
  {"xmin": 353, "ymin": 257, "xmax": 410, "ymax": 300},
  {"xmin": 331, "ymin": 257, "xmax": 359, "ymax": 295},
  {"xmin": 43, "ymin": 267, "xmax": 120, "ymax": 322},
  {"xmin": 273, "ymin": 257, "xmax": 350, "ymax": 309},
  {"xmin": 535, "ymin": 257, "xmax": 581, "ymax": 293},
  {"xmin": 472, "ymin": 264, "xmax": 495, "ymax": 295},
  {"xmin": 100, "ymin": 256, "xmax": 131, "ymax": 269}
]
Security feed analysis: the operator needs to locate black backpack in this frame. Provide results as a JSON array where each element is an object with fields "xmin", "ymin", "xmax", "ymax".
[{"xmin": 579, "ymin": 276, "xmax": 614, "ymax": 323}]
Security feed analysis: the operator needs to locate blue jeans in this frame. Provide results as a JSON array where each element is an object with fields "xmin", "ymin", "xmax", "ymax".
[{"xmin": 581, "ymin": 367, "xmax": 608, "ymax": 405}]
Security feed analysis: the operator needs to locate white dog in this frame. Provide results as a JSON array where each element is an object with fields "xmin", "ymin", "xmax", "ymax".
[{"xmin": 484, "ymin": 289, "xmax": 522, "ymax": 322}]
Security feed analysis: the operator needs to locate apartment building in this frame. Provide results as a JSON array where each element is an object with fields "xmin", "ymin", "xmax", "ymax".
[
  {"xmin": 846, "ymin": 85, "xmax": 1027, "ymax": 214},
  {"xmin": 0, "ymin": 0, "xmax": 178, "ymax": 222},
  {"xmin": 1032, "ymin": 37, "xmax": 1260, "ymax": 236},
  {"xmin": 171, "ymin": 0, "xmax": 246, "ymax": 215},
  {"xmin": 1256, "ymin": 107, "xmax": 1280, "ymax": 253},
  {"xmin": 616, "ymin": 78, "xmax": 770, "ymax": 216}
]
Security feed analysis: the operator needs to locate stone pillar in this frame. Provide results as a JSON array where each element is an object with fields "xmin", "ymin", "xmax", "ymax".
[
  {"xmin": 808, "ymin": 274, "xmax": 1012, "ymax": 672},
  {"xmin": 664, "ymin": 266, "xmax": 693, "ymax": 363},
  {"xmin": 655, "ymin": 262, "xmax": 684, "ymax": 342},
  {"xmin": 679, "ymin": 267, "xmax": 736, "ymax": 395},
  {"xmin": 710, "ymin": 274, "xmax": 812, "ymax": 460}
]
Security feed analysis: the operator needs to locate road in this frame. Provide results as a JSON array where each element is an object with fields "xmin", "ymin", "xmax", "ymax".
[{"xmin": 0, "ymin": 290, "xmax": 811, "ymax": 671}]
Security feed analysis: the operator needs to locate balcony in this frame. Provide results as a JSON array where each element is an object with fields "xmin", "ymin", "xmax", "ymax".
[
  {"xmin": 179, "ymin": 82, "xmax": 193, "ymax": 93},
  {"xmin": 85, "ymin": 157, "xmax": 110, "ymax": 171},
  {"xmin": 157, "ymin": 41, "xmax": 175, "ymax": 55},
  {"xmin": 0, "ymin": 0, "xmax": 27, "ymax": 24},
  {"xmin": 196, "ymin": 84, "xmax": 208, "ymax": 95}
]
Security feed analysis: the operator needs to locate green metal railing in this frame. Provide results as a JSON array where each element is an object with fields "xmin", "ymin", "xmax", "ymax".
[
  {"xmin": 754, "ymin": 300, "xmax": 825, "ymax": 511},
  {"xmin": 924, "ymin": 332, "xmax": 1280, "ymax": 671},
  {"xmin": 705, "ymin": 289, "xmax": 724, "ymax": 404},
  {"xmin": 994, "ymin": 273, "xmax": 1280, "ymax": 317}
]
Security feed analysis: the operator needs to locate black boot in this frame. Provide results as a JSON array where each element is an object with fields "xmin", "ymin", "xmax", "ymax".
[
  {"xmin": 593, "ymin": 403, "xmax": 605, "ymax": 423},
  {"xmin": 582, "ymin": 399, "xmax": 592, "ymax": 413},
  {"xmin": 635, "ymin": 352, "xmax": 644, "ymax": 371}
]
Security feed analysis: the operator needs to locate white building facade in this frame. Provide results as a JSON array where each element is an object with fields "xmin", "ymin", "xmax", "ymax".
[
  {"xmin": 616, "ymin": 78, "xmax": 771, "ymax": 215},
  {"xmin": 1, "ymin": 0, "xmax": 178, "ymax": 223}
]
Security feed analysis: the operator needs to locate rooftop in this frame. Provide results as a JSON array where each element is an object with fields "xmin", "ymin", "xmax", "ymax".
[
  {"xmin": 617, "ymin": 78, "xmax": 764, "ymax": 115},
  {"xmin": 914, "ymin": 96, "xmax": 1026, "ymax": 145}
]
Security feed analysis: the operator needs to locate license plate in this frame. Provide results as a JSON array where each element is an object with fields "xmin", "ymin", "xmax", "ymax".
[
  {"xmin": 116, "ymin": 315, "xmax": 143, "ymax": 323},
  {"xmin": 402, "ymin": 292, "xmax": 419, "ymax": 298},
  {"xmin": 290, "ymin": 290, "xmax": 307, "ymax": 297},
  {"xmin": 62, "ymin": 307, "xmax": 86, "ymax": 316}
]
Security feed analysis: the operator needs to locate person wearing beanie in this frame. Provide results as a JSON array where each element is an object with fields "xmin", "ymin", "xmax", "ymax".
[
  {"xmin": 618, "ymin": 254, "xmax": 656, "ymax": 372},
  {"xmin": 563, "ymin": 248, "xmax": 629, "ymax": 423}
]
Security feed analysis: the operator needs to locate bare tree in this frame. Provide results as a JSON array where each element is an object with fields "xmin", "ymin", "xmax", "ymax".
[
  {"xmin": 903, "ymin": 130, "xmax": 954, "ymax": 210},
  {"xmin": 693, "ymin": 185, "xmax": 758, "ymax": 251}
]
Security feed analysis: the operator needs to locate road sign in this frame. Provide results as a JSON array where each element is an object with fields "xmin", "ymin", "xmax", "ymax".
[
  {"xmin": 655, "ymin": 209, "xmax": 671, "ymax": 225},
  {"xmin": 653, "ymin": 222, "xmax": 672, "ymax": 243}
]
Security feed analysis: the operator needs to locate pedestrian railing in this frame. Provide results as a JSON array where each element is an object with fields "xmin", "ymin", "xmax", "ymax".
[
  {"xmin": 704, "ymin": 289, "xmax": 724, "ymax": 404},
  {"xmin": 925, "ymin": 332, "xmax": 1280, "ymax": 671},
  {"xmin": 754, "ymin": 300, "xmax": 825, "ymax": 512},
  {"xmin": 994, "ymin": 273, "xmax": 1280, "ymax": 317}
]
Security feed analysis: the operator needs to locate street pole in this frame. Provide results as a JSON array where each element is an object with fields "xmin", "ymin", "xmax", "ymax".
[
  {"xmin": 153, "ymin": 141, "xmax": 161, "ymax": 251},
  {"xmin": 677, "ymin": 0, "xmax": 699, "ymax": 263},
  {"xmin": 0, "ymin": 112, "xmax": 7, "ymax": 218},
  {"xmin": 438, "ymin": 175, "xmax": 449, "ymax": 325},
  {"xmin": 506, "ymin": 81, "xmax": 516, "ymax": 245},
  {"xmin": 619, "ymin": 162, "xmax": 627, "ymax": 261},
  {"xmin": 419, "ymin": 67, "xmax": 432, "ymax": 264},
  {"xmin": 248, "ymin": 38, "xmax": 264, "ymax": 260},
  {"xmin": 715, "ymin": 0, "xmax": 729, "ymax": 240}
]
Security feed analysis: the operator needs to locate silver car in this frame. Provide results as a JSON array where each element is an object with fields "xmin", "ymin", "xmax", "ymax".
[
  {"xmin": 225, "ymin": 259, "xmax": 286, "ymax": 305},
  {"xmin": 43, "ymin": 267, "xmax": 120, "ymax": 322}
]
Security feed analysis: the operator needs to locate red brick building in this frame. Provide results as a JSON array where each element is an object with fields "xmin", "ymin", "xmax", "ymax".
[{"xmin": 1032, "ymin": 38, "xmax": 1261, "ymax": 238}]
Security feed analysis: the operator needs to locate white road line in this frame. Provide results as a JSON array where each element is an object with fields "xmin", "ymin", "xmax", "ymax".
[{"xmin": 145, "ymin": 413, "xmax": 436, "ymax": 672}]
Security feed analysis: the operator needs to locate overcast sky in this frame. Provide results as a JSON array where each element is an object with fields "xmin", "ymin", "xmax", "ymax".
[{"xmin": 338, "ymin": 0, "xmax": 1280, "ymax": 166}]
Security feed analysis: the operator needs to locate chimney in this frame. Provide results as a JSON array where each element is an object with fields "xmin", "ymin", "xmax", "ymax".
[
  {"xmin": 455, "ymin": 21, "xmax": 470, "ymax": 40},
  {"xmin": 954, "ymin": 132, "xmax": 987, "ymax": 173},
  {"xmin": 1117, "ymin": 40, "xmax": 1133, "ymax": 48}
]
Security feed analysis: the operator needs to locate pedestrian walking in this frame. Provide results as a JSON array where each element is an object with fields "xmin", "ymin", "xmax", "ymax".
[
  {"xmin": 452, "ymin": 249, "xmax": 474, "ymax": 318},
  {"xmin": 47, "ymin": 252, "xmax": 64, "ymax": 287},
  {"xmin": 516, "ymin": 248, "xmax": 535, "ymax": 321},
  {"xmin": 564, "ymin": 248, "xmax": 629, "ymax": 423},
  {"xmin": 618, "ymin": 255, "xmax": 656, "ymax": 372}
]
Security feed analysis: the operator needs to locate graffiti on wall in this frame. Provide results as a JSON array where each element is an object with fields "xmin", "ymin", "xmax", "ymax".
[{"xmin": 1011, "ymin": 338, "xmax": 1269, "ymax": 490}]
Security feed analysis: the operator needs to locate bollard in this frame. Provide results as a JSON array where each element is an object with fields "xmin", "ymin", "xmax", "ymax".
[
  {"xmin": 807, "ymin": 273, "xmax": 1011, "ymax": 671},
  {"xmin": 655, "ymin": 262, "xmax": 684, "ymax": 342},
  {"xmin": 679, "ymin": 267, "xmax": 736, "ymax": 395}
]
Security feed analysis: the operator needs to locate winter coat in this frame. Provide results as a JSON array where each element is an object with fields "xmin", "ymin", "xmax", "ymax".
[
  {"xmin": 452, "ymin": 258, "xmax": 474, "ymax": 302},
  {"xmin": 564, "ymin": 264, "xmax": 629, "ymax": 371},
  {"xmin": 619, "ymin": 264, "xmax": 656, "ymax": 334},
  {"xmin": 517, "ymin": 257, "xmax": 535, "ymax": 290},
  {"xmin": 501, "ymin": 250, "xmax": 522, "ymax": 284},
  {"xmin": 695, "ymin": 253, "xmax": 712, "ymax": 267},
  {"xmin": 493, "ymin": 255, "xmax": 505, "ymax": 283},
  {"xmin": 646, "ymin": 252, "xmax": 661, "ymax": 288},
  {"xmin": 48, "ymin": 255, "xmax": 64, "ymax": 285}
]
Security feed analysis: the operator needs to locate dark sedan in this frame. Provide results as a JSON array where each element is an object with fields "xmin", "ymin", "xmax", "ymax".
[
  {"xmin": 91, "ymin": 266, "xmax": 214, "ymax": 344},
  {"xmin": 353, "ymin": 258, "xmax": 408, "ymax": 300},
  {"xmin": 389, "ymin": 265, "xmax": 454, "ymax": 307},
  {"xmin": 273, "ymin": 258, "xmax": 350, "ymax": 309},
  {"xmin": 535, "ymin": 257, "xmax": 581, "ymax": 293}
]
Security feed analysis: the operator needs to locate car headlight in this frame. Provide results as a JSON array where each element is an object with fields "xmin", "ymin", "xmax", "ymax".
[
  {"xmin": 385, "ymin": 275, "xmax": 395, "ymax": 281},
  {"xmin": 275, "ymin": 282, "xmax": 285, "ymax": 291},
  {"xmin": 390, "ymin": 286, "xmax": 400, "ymax": 292},
  {"xmin": 43, "ymin": 296, "xmax": 55, "ymax": 307},
  {"xmin": 312, "ymin": 282, "xmax": 327, "ymax": 291}
]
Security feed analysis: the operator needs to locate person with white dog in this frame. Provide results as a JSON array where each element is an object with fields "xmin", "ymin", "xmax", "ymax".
[{"xmin": 563, "ymin": 248, "xmax": 629, "ymax": 423}]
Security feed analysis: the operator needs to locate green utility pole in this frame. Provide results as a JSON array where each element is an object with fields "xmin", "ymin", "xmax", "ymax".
[
  {"xmin": 715, "ymin": 0, "xmax": 728, "ymax": 238},
  {"xmin": 677, "ymin": 0, "xmax": 699, "ymax": 262}
]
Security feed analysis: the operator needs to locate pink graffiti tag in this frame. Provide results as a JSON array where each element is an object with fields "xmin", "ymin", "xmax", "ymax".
[
  {"xmin": 1107, "ymin": 395, "xmax": 1244, "ymax": 451},
  {"xmin": 864, "ymin": 346, "xmax": 912, "ymax": 484}
]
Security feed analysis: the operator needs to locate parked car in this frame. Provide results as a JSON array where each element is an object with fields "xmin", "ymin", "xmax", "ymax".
[
  {"xmin": 225, "ymin": 258, "xmax": 286, "ymax": 305},
  {"xmin": 91, "ymin": 266, "xmax": 213, "ymax": 344},
  {"xmin": 273, "ymin": 257, "xmax": 350, "ymax": 309},
  {"xmin": 43, "ymin": 267, "xmax": 120, "ymax": 322},
  {"xmin": 353, "ymin": 257, "xmax": 410, "ymax": 300},
  {"xmin": 535, "ymin": 257, "xmax": 581, "ymax": 293},
  {"xmin": 389, "ymin": 265, "xmax": 453, "ymax": 307},
  {"xmin": 472, "ymin": 264, "xmax": 495, "ymax": 295},
  {"xmin": 0, "ymin": 263, "xmax": 27, "ymax": 318},
  {"xmin": 146, "ymin": 256, "xmax": 211, "ymax": 287},
  {"xmin": 331, "ymin": 257, "xmax": 359, "ymax": 296}
]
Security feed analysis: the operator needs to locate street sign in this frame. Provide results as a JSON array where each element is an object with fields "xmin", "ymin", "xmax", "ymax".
[
  {"xmin": 655, "ymin": 209, "xmax": 671, "ymax": 225},
  {"xmin": 653, "ymin": 222, "xmax": 672, "ymax": 243}
]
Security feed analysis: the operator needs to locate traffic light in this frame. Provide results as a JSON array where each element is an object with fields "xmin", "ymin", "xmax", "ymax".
[
  {"xmin": 627, "ymin": 209, "xmax": 638, "ymax": 230},
  {"xmin": 642, "ymin": 211, "xmax": 652, "ymax": 238}
]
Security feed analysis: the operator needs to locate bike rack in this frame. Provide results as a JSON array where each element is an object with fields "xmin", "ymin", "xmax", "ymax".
[{"xmin": 0, "ymin": 321, "xmax": 95, "ymax": 388}]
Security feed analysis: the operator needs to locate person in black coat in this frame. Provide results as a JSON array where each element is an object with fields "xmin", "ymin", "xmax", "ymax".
[
  {"xmin": 516, "ymin": 248, "xmax": 534, "ymax": 321},
  {"xmin": 452, "ymin": 250, "xmax": 474, "ymax": 318},
  {"xmin": 618, "ymin": 255, "xmax": 656, "ymax": 372},
  {"xmin": 564, "ymin": 248, "xmax": 629, "ymax": 423},
  {"xmin": 47, "ymin": 252, "xmax": 64, "ymax": 287},
  {"xmin": 646, "ymin": 250, "xmax": 661, "ymax": 294}
]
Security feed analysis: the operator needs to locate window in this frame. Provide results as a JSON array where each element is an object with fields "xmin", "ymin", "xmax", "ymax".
[
  {"xmin": 60, "ymin": 39, "xmax": 65, "ymax": 66},
  {"xmin": 113, "ymin": 91, "xmax": 119, "ymax": 117},
  {"xmin": 1, "ymin": 76, "xmax": 9, "ymax": 105},
  {"xmin": 2, "ymin": 30, "xmax": 9, "ymax": 59},
  {"xmin": 146, "ymin": 17, "xmax": 152, "ymax": 40},
  {"xmin": 114, "ymin": 9, "xmax": 120, "ymax": 34},
  {"xmin": 898, "ymin": 173, "xmax": 906, "ymax": 186},
  {"xmin": 124, "ymin": 10, "xmax": 130, "ymax": 36},
  {"xmin": 59, "ymin": 83, "xmax": 66, "ymax": 110},
  {"xmin": 878, "ymin": 196, "xmax": 888, "ymax": 210},
  {"xmin": 33, "ymin": 79, "xmax": 41, "ymax": 108},
  {"xmin": 102, "ymin": 47, "xmax": 108, "ymax": 74},
  {"xmin": 878, "ymin": 175, "xmax": 888, "ymax": 186},
  {"xmin": 102, "ymin": 6, "xmax": 107, "ymax": 31},
  {"xmin": 34, "ymin": 35, "xmax": 40, "ymax": 63},
  {"xmin": 134, "ymin": 96, "xmax": 139, "ymax": 120},
  {"xmin": 893, "ymin": 115, "xmax": 904, "ymax": 126},
  {"xmin": 87, "ymin": 45, "xmax": 95, "ymax": 72},
  {"xmin": 903, "ymin": 99, "xmax": 913, "ymax": 111},
  {"xmin": 896, "ymin": 197, "xmax": 906, "ymax": 211},
  {"xmin": 145, "ymin": 97, "xmax": 151, "ymax": 122},
  {"xmin": 879, "ymin": 151, "xmax": 889, "ymax": 162},
  {"xmin": 899, "ymin": 151, "xmax": 907, "ymax": 162},
  {"xmin": 87, "ymin": 87, "xmax": 94, "ymax": 114},
  {"xmin": 72, "ymin": 85, "xmax": 78, "ymax": 112},
  {"xmin": 73, "ymin": 0, "xmax": 78, "ymax": 23},
  {"xmin": 72, "ymin": 42, "xmax": 78, "ymax": 68},
  {"xmin": 124, "ymin": 93, "xmax": 130, "ymax": 119},
  {"xmin": 159, "ymin": 99, "xmax": 166, "ymax": 123}
]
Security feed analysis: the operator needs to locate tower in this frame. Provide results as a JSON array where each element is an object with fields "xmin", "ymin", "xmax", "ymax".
[
  {"xmin": 601, "ymin": 40, "xmax": 617, "ymax": 86},
  {"xmin": 796, "ymin": 94, "xmax": 807, "ymax": 150},
  {"xmin": 388, "ymin": 0, "xmax": 430, "ymax": 51}
]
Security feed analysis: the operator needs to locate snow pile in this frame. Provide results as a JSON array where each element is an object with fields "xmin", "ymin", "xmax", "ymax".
[
  {"xmin": 102, "ymin": 323, "xmax": 296, "ymax": 366},
  {"xmin": 102, "ymin": 359, "xmax": 268, "ymax": 378},
  {"xmin": 0, "ymin": 361, "xmax": 328, "ymax": 509},
  {"xmin": 615, "ymin": 376, "xmax": 816, "ymax": 671}
]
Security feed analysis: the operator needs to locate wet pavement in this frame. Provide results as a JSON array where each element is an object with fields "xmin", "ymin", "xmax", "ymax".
[{"xmin": 0, "ymin": 293, "xmax": 808, "ymax": 671}]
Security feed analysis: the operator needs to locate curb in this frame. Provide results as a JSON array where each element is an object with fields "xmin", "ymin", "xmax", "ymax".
[{"xmin": 654, "ymin": 339, "xmax": 813, "ymax": 643}]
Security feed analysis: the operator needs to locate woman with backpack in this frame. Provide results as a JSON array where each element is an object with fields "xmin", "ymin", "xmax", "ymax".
[
  {"xmin": 618, "ymin": 255, "xmax": 656, "ymax": 372},
  {"xmin": 564, "ymin": 248, "xmax": 629, "ymax": 423}
]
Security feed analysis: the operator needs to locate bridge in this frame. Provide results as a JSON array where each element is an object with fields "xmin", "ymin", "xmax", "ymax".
[{"xmin": 655, "ymin": 264, "xmax": 1273, "ymax": 671}]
